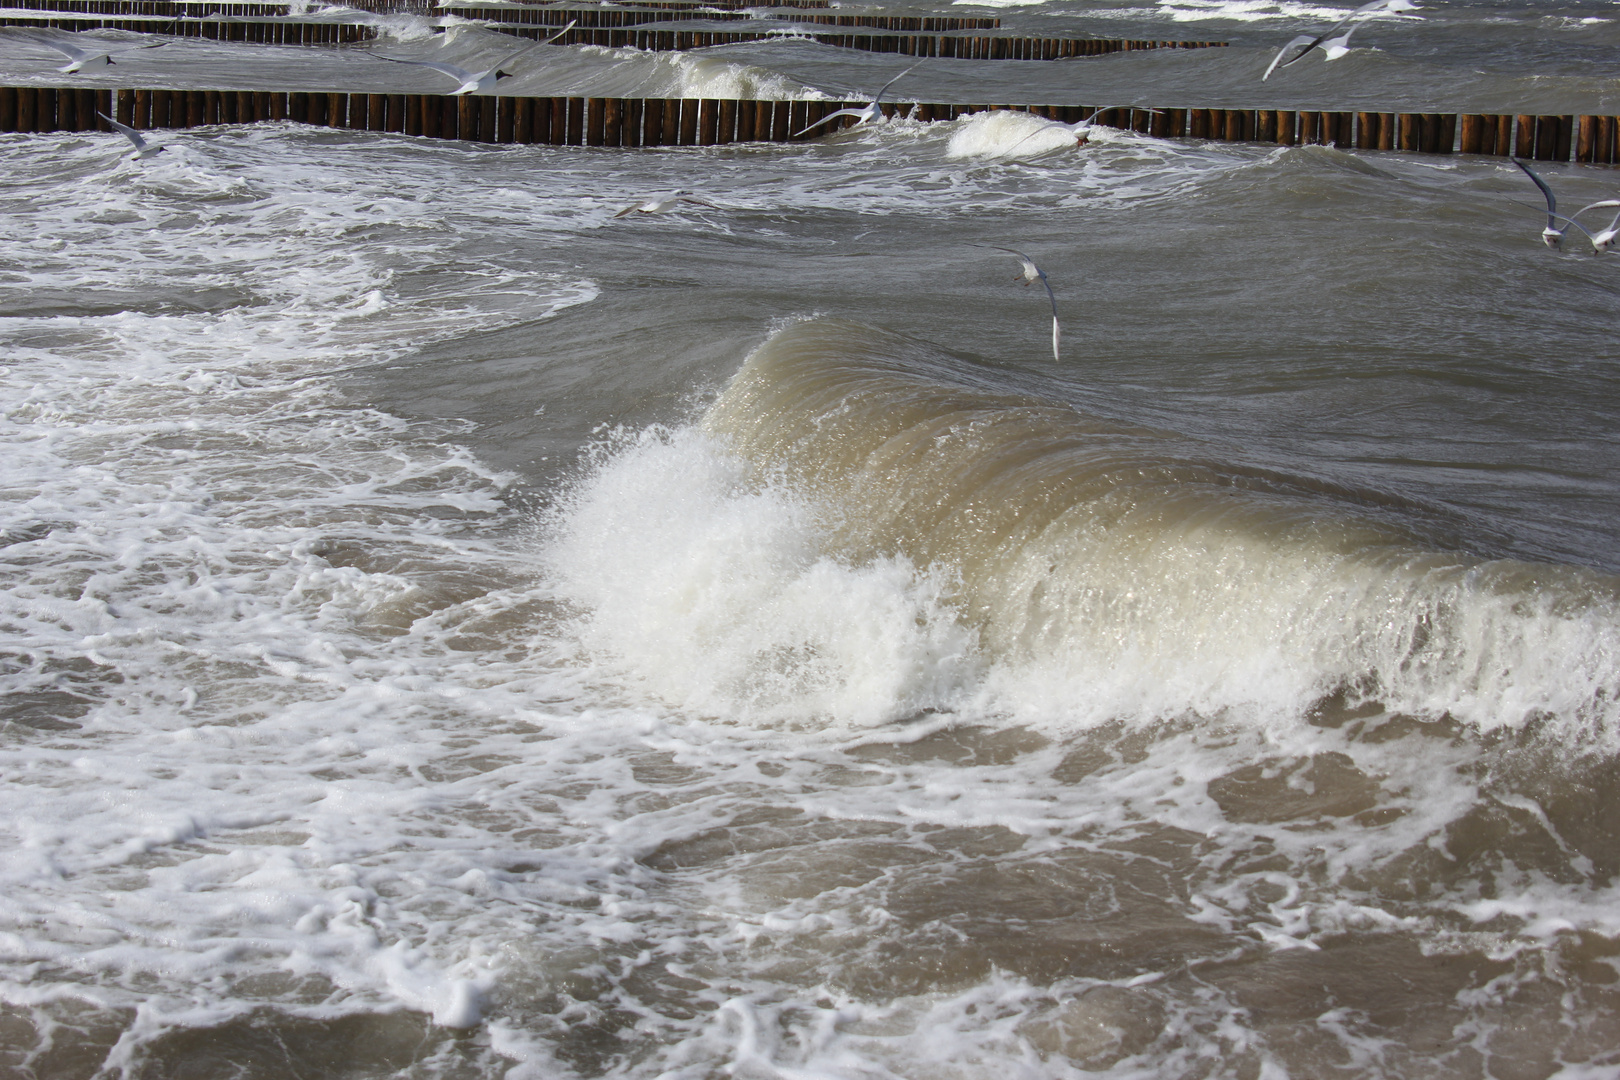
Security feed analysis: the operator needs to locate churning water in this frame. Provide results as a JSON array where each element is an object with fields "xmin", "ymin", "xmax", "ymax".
[{"xmin": 3, "ymin": 0, "xmax": 1620, "ymax": 1076}]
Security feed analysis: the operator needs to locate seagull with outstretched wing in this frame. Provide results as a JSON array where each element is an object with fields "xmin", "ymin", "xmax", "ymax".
[
  {"xmin": 991, "ymin": 246, "xmax": 1061, "ymax": 362},
  {"xmin": 1262, "ymin": 0, "xmax": 1419, "ymax": 80},
  {"xmin": 795, "ymin": 60, "xmax": 922, "ymax": 138},
  {"xmin": 19, "ymin": 32, "xmax": 168, "ymax": 73},
  {"xmin": 372, "ymin": 21, "xmax": 572, "ymax": 95},
  {"xmin": 96, "ymin": 111, "xmax": 163, "ymax": 160}
]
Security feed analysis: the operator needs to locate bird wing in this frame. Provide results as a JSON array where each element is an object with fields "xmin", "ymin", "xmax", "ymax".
[
  {"xmin": 677, "ymin": 196, "xmax": 722, "ymax": 210},
  {"xmin": 374, "ymin": 55, "xmax": 475, "ymax": 83},
  {"xmin": 96, "ymin": 110, "xmax": 148, "ymax": 150},
  {"xmin": 1040, "ymin": 274, "xmax": 1060, "ymax": 361},
  {"xmin": 541, "ymin": 19, "xmax": 577, "ymax": 46},
  {"xmin": 1263, "ymin": 34, "xmax": 1319, "ymax": 80},
  {"xmin": 1514, "ymin": 159, "xmax": 1558, "ymax": 226},
  {"xmin": 990, "ymin": 245, "xmax": 1039, "ymax": 276},
  {"xmin": 1573, "ymin": 200, "xmax": 1620, "ymax": 232},
  {"xmin": 1549, "ymin": 213, "xmax": 1596, "ymax": 241},
  {"xmin": 793, "ymin": 107, "xmax": 869, "ymax": 137},
  {"xmin": 870, "ymin": 59, "xmax": 923, "ymax": 105},
  {"xmin": 488, "ymin": 44, "xmax": 536, "ymax": 75},
  {"xmin": 38, "ymin": 38, "xmax": 91, "ymax": 62}
]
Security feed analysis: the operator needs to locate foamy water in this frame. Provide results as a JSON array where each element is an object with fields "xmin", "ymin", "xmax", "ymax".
[{"xmin": 2, "ymin": 1, "xmax": 1620, "ymax": 1076}]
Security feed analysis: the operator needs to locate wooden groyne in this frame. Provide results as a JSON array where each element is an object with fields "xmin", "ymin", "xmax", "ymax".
[
  {"xmin": 2, "ymin": 88, "xmax": 1615, "ymax": 165},
  {"xmin": 0, "ymin": 12, "xmax": 1227, "ymax": 60},
  {"xmin": 0, "ymin": 15, "xmax": 378, "ymax": 43},
  {"xmin": 439, "ymin": 6, "xmax": 1006, "ymax": 30},
  {"xmin": 2, "ymin": 0, "xmax": 1004, "ymax": 28}
]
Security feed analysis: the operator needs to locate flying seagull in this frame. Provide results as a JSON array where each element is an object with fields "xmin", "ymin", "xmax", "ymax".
[
  {"xmin": 794, "ymin": 60, "xmax": 922, "ymax": 138},
  {"xmin": 1553, "ymin": 200, "xmax": 1620, "ymax": 254},
  {"xmin": 614, "ymin": 191, "xmax": 721, "ymax": 217},
  {"xmin": 991, "ymin": 247, "xmax": 1060, "ymax": 361},
  {"xmin": 1262, "ymin": 0, "xmax": 1419, "ymax": 81},
  {"xmin": 96, "ymin": 111, "xmax": 162, "ymax": 160},
  {"xmin": 1514, "ymin": 158, "xmax": 1568, "ymax": 248},
  {"xmin": 1004, "ymin": 105, "xmax": 1161, "ymax": 155},
  {"xmin": 24, "ymin": 33, "xmax": 168, "ymax": 73},
  {"xmin": 372, "ymin": 21, "xmax": 573, "ymax": 95}
]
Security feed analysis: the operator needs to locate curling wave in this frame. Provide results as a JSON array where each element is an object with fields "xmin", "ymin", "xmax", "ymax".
[{"xmin": 550, "ymin": 319, "xmax": 1620, "ymax": 739}]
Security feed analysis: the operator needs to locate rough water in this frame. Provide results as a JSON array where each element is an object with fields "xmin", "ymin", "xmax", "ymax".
[{"xmin": 2, "ymin": 0, "xmax": 1620, "ymax": 1076}]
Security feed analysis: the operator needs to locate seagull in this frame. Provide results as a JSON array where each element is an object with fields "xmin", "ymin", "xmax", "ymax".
[
  {"xmin": 794, "ymin": 60, "xmax": 922, "ymax": 138},
  {"xmin": 991, "ymin": 247, "xmax": 1060, "ymax": 361},
  {"xmin": 1553, "ymin": 200, "xmax": 1620, "ymax": 254},
  {"xmin": 22, "ymin": 33, "xmax": 168, "ymax": 73},
  {"xmin": 1262, "ymin": 0, "xmax": 1419, "ymax": 80},
  {"xmin": 1514, "ymin": 158, "xmax": 1568, "ymax": 248},
  {"xmin": 371, "ymin": 22, "xmax": 571, "ymax": 95},
  {"xmin": 614, "ymin": 191, "xmax": 721, "ymax": 217},
  {"xmin": 1004, "ymin": 105, "xmax": 1160, "ymax": 155},
  {"xmin": 96, "ymin": 111, "xmax": 162, "ymax": 160}
]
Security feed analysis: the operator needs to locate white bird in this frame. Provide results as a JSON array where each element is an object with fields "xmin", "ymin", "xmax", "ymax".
[
  {"xmin": 96, "ymin": 111, "xmax": 162, "ymax": 160},
  {"xmin": 1004, "ymin": 105, "xmax": 1159, "ymax": 156},
  {"xmin": 1553, "ymin": 200, "xmax": 1620, "ymax": 254},
  {"xmin": 22, "ymin": 33, "xmax": 168, "ymax": 73},
  {"xmin": 1514, "ymin": 158, "xmax": 1567, "ymax": 248},
  {"xmin": 991, "ymin": 246, "xmax": 1060, "ymax": 361},
  {"xmin": 794, "ymin": 60, "xmax": 922, "ymax": 138},
  {"xmin": 372, "ymin": 22, "xmax": 571, "ymax": 95},
  {"xmin": 1262, "ymin": 0, "xmax": 1419, "ymax": 80},
  {"xmin": 614, "ymin": 191, "xmax": 721, "ymax": 218}
]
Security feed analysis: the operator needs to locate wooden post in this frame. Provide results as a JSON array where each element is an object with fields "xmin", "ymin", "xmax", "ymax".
[
  {"xmin": 544, "ymin": 97, "xmax": 562, "ymax": 145},
  {"xmin": 698, "ymin": 98, "xmax": 717, "ymax": 144},
  {"xmin": 457, "ymin": 95, "xmax": 477, "ymax": 140},
  {"xmin": 493, "ymin": 95, "xmax": 512, "ymax": 142},
  {"xmin": 0, "ymin": 86, "xmax": 17, "ymax": 133},
  {"xmin": 642, "ymin": 97, "xmax": 665, "ymax": 145},
  {"xmin": 1460, "ymin": 113, "xmax": 1483, "ymax": 154},
  {"xmin": 1355, "ymin": 111, "xmax": 1375, "ymax": 150},
  {"xmin": 1398, "ymin": 112, "xmax": 1419, "ymax": 151},
  {"xmin": 288, "ymin": 91, "xmax": 307, "ymax": 125},
  {"xmin": 565, "ymin": 96, "xmax": 584, "ymax": 144},
  {"xmin": 1256, "ymin": 109, "xmax": 1276, "ymax": 142},
  {"xmin": 406, "ymin": 94, "xmax": 424, "ymax": 137},
  {"xmin": 1437, "ymin": 113, "xmax": 1456, "ymax": 154},
  {"xmin": 1553, "ymin": 114, "xmax": 1572, "ymax": 162},
  {"xmin": 622, "ymin": 97, "xmax": 642, "ymax": 147},
  {"xmin": 512, "ymin": 95, "xmax": 532, "ymax": 143},
  {"xmin": 734, "ymin": 97, "xmax": 754, "ymax": 142},
  {"xmin": 1514, "ymin": 114, "xmax": 1535, "ymax": 158},
  {"xmin": 368, "ymin": 93, "xmax": 385, "ymax": 132},
  {"xmin": 479, "ymin": 94, "xmax": 497, "ymax": 141},
  {"xmin": 602, "ymin": 97, "xmax": 620, "ymax": 146},
  {"xmin": 718, "ymin": 98, "xmax": 736, "ymax": 144},
  {"xmin": 123, "ymin": 87, "xmax": 140, "ymax": 128},
  {"xmin": 1577, "ymin": 114, "xmax": 1596, "ymax": 163},
  {"xmin": 679, "ymin": 97, "xmax": 698, "ymax": 144},
  {"xmin": 439, "ymin": 95, "xmax": 458, "ymax": 139}
]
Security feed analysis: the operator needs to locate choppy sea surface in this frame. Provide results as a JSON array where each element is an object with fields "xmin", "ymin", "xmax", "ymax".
[{"xmin": 3, "ymin": 1, "xmax": 1620, "ymax": 1076}]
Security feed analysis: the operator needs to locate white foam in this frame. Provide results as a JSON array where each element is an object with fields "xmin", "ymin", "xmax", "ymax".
[{"xmin": 543, "ymin": 427, "xmax": 981, "ymax": 727}]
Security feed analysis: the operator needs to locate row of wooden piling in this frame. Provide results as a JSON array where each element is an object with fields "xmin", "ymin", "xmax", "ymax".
[
  {"xmin": 0, "ymin": 14, "xmax": 1228, "ymax": 60},
  {"xmin": 491, "ymin": 24, "xmax": 1227, "ymax": 58},
  {"xmin": 439, "ymin": 6, "xmax": 1004, "ymax": 31},
  {"xmin": 0, "ymin": 15, "xmax": 375, "ymax": 42},
  {"xmin": 2, "ymin": 87, "xmax": 1615, "ymax": 165}
]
